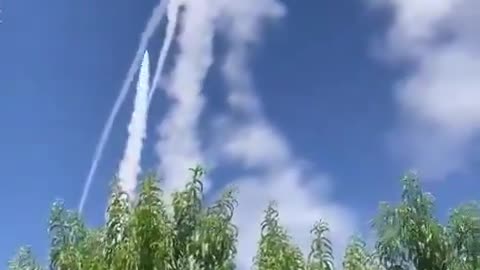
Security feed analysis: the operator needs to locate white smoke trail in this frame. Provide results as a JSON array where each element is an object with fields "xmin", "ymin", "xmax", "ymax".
[
  {"xmin": 155, "ymin": 0, "xmax": 218, "ymax": 196},
  {"xmin": 147, "ymin": 0, "xmax": 181, "ymax": 106},
  {"xmin": 78, "ymin": 0, "xmax": 169, "ymax": 213},
  {"xmin": 117, "ymin": 51, "xmax": 150, "ymax": 200}
]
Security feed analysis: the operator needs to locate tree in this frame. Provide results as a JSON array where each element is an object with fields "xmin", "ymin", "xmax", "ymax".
[
  {"xmin": 447, "ymin": 202, "xmax": 480, "ymax": 269},
  {"xmin": 308, "ymin": 220, "xmax": 334, "ymax": 270},
  {"xmin": 8, "ymin": 168, "xmax": 480, "ymax": 270},
  {"xmin": 8, "ymin": 246, "xmax": 42, "ymax": 270},
  {"xmin": 48, "ymin": 200, "xmax": 94, "ymax": 270},
  {"xmin": 130, "ymin": 175, "xmax": 172, "ymax": 270},
  {"xmin": 373, "ymin": 173, "xmax": 451, "ymax": 270},
  {"xmin": 342, "ymin": 236, "xmax": 372, "ymax": 270},
  {"xmin": 254, "ymin": 202, "xmax": 305, "ymax": 270}
]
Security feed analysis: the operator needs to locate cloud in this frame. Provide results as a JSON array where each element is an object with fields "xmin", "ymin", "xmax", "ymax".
[
  {"xmin": 211, "ymin": 0, "xmax": 357, "ymax": 267},
  {"xmin": 218, "ymin": 120, "xmax": 356, "ymax": 268},
  {"xmin": 373, "ymin": 0, "xmax": 480, "ymax": 179},
  {"xmin": 371, "ymin": 0, "xmax": 459, "ymax": 59},
  {"xmin": 222, "ymin": 121, "xmax": 291, "ymax": 168}
]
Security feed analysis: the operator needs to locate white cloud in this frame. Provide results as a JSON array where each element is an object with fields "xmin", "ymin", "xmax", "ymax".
[
  {"xmin": 219, "ymin": 120, "xmax": 356, "ymax": 269},
  {"xmin": 371, "ymin": 0, "xmax": 460, "ymax": 59},
  {"xmin": 374, "ymin": 0, "xmax": 480, "ymax": 179},
  {"xmin": 211, "ymin": 0, "xmax": 357, "ymax": 267},
  {"xmin": 231, "ymin": 170, "xmax": 355, "ymax": 269},
  {"xmin": 222, "ymin": 121, "xmax": 291, "ymax": 168}
]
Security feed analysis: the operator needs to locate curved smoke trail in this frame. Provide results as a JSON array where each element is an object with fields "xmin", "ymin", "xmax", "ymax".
[
  {"xmin": 117, "ymin": 51, "xmax": 150, "ymax": 200},
  {"xmin": 147, "ymin": 0, "xmax": 181, "ymax": 107},
  {"xmin": 155, "ymin": 0, "xmax": 218, "ymax": 196},
  {"xmin": 78, "ymin": 0, "xmax": 169, "ymax": 213}
]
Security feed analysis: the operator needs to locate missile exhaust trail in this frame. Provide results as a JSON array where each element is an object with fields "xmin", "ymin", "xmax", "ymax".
[
  {"xmin": 147, "ymin": 0, "xmax": 180, "ymax": 107},
  {"xmin": 78, "ymin": 0, "xmax": 169, "ymax": 213},
  {"xmin": 117, "ymin": 51, "xmax": 150, "ymax": 200}
]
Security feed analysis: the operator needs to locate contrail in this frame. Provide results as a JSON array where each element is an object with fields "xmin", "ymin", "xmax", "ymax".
[
  {"xmin": 118, "ymin": 51, "xmax": 150, "ymax": 200},
  {"xmin": 155, "ymin": 0, "xmax": 217, "ymax": 196},
  {"xmin": 78, "ymin": 0, "xmax": 169, "ymax": 213},
  {"xmin": 147, "ymin": 0, "xmax": 181, "ymax": 106}
]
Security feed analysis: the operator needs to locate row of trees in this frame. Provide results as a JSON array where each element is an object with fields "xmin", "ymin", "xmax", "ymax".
[{"xmin": 8, "ymin": 166, "xmax": 480, "ymax": 269}]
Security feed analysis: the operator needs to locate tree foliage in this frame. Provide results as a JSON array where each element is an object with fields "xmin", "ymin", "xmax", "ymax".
[
  {"xmin": 254, "ymin": 202, "xmax": 305, "ymax": 270},
  {"xmin": 8, "ymin": 168, "xmax": 480, "ymax": 270}
]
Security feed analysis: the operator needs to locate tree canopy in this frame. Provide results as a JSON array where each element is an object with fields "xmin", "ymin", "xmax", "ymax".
[{"xmin": 8, "ymin": 167, "xmax": 480, "ymax": 270}]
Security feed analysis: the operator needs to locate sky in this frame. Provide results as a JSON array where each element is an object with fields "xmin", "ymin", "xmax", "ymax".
[{"xmin": 1, "ymin": 0, "xmax": 480, "ymax": 267}]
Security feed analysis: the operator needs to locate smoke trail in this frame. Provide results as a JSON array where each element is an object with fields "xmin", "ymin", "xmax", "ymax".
[
  {"xmin": 78, "ymin": 0, "xmax": 169, "ymax": 213},
  {"xmin": 117, "ymin": 51, "xmax": 150, "ymax": 200},
  {"xmin": 213, "ymin": 1, "xmax": 356, "ymax": 267},
  {"xmin": 147, "ymin": 0, "xmax": 181, "ymax": 106},
  {"xmin": 155, "ymin": 0, "xmax": 218, "ymax": 196}
]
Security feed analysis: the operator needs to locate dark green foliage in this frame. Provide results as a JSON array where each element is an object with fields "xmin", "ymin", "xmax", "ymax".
[
  {"xmin": 8, "ymin": 168, "xmax": 480, "ymax": 270},
  {"xmin": 131, "ymin": 175, "xmax": 172, "ymax": 270}
]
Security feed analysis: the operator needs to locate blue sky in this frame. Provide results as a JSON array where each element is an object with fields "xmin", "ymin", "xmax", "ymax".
[{"xmin": 1, "ymin": 0, "xmax": 479, "ymax": 266}]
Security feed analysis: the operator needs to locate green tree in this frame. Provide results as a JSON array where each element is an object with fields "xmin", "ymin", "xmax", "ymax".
[
  {"xmin": 342, "ymin": 236, "xmax": 371, "ymax": 270},
  {"xmin": 372, "ymin": 173, "xmax": 450, "ymax": 270},
  {"xmin": 9, "ymin": 168, "xmax": 480, "ymax": 270},
  {"xmin": 307, "ymin": 220, "xmax": 334, "ymax": 270},
  {"xmin": 447, "ymin": 202, "xmax": 480, "ymax": 269},
  {"xmin": 254, "ymin": 202, "xmax": 305, "ymax": 270},
  {"xmin": 8, "ymin": 246, "xmax": 42, "ymax": 270},
  {"xmin": 48, "ymin": 200, "xmax": 92, "ymax": 270},
  {"xmin": 130, "ymin": 175, "xmax": 173, "ymax": 270}
]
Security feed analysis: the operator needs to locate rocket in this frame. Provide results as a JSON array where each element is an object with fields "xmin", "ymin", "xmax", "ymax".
[{"xmin": 139, "ymin": 51, "xmax": 150, "ymax": 93}]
